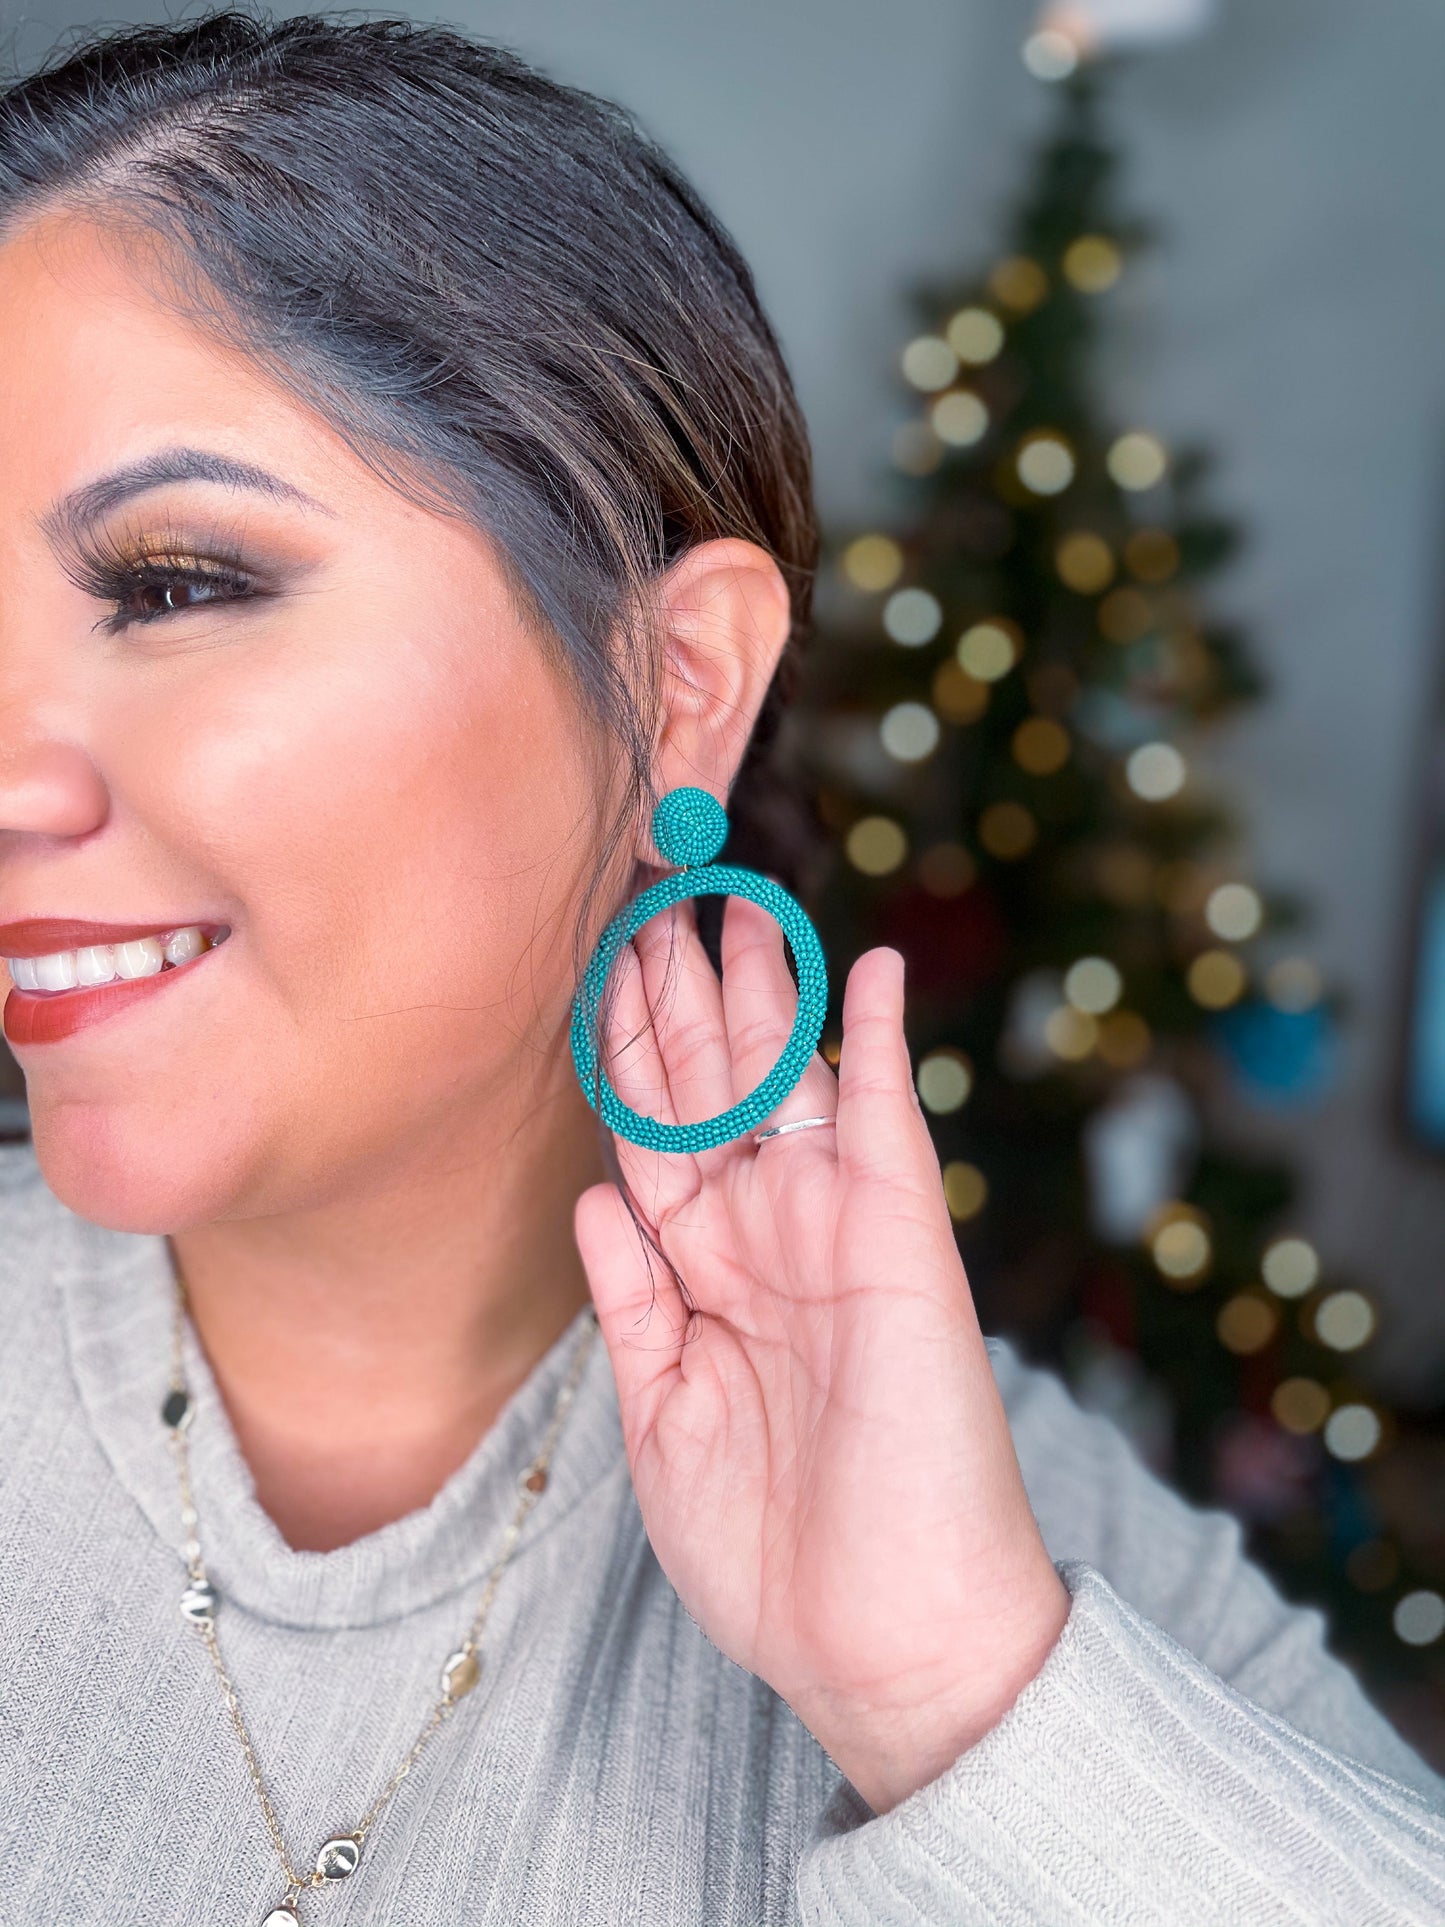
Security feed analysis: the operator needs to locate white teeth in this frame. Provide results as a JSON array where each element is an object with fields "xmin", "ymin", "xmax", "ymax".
[
  {"xmin": 164, "ymin": 927, "xmax": 206, "ymax": 967},
  {"xmin": 3, "ymin": 925, "xmax": 218, "ymax": 994},
  {"xmin": 112, "ymin": 938, "xmax": 165, "ymax": 980},
  {"xmin": 33, "ymin": 951, "xmax": 78, "ymax": 992},
  {"xmin": 76, "ymin": 946, "xmax": 116, "ymax": 987}
]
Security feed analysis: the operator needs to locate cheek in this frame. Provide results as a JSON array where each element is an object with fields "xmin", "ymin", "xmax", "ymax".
[{"xmin": 117, "ymin": 618, "xmax": 589, "ymax": 1068}]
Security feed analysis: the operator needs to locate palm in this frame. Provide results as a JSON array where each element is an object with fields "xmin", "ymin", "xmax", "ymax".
[{"xmin": 573, "ymin": 894, "xmax": 1056, "ymax": 1731}]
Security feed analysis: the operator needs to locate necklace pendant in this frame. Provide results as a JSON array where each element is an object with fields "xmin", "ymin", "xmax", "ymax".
[
  {"xmin": 260, "ymin": 1910, "xmax": 300, "ymax": 1926},
  {"xmin": 316, "ymin": 1835, "xmax": 362, "ymax": 1881},
  {"xmin": 179, "ymin": 1579, "xmax": 219, "ymax": 1623},
  {"xmin": 440, "ymin": 1647, "xmax": 480, "ymax": 1700}
]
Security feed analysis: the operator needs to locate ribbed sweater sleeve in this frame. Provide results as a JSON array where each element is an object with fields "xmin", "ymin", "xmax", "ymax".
[{"xmin": 794, "ymin": 1334, "xmax": 1445, "ymax": 1927}]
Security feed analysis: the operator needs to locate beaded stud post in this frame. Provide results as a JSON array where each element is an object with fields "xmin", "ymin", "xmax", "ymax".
[{"xmin": 570, "ymin": 785, "xmax": 829, "ymax": 1152}]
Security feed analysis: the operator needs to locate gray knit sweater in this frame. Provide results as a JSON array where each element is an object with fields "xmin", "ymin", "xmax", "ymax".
[{"xmin": 0, "ymin": 1139, "xmax": 1442, "ymax": 1926}]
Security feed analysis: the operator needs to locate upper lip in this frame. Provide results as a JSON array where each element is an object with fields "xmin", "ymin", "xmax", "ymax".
[{"xmin": 0, "ymin": 919, "xmax": 229, "ymax": 958}]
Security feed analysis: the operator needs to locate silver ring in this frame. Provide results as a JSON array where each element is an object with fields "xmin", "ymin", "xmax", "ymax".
[{"xmin": 751, "ymin": 1114, "xmax": 836, "ymax": 1145}]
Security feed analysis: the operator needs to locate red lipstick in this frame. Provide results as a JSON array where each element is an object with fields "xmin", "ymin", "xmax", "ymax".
[{"xmin": 1, "ymin": 923, "xmax": 231, "ymax": 1048}]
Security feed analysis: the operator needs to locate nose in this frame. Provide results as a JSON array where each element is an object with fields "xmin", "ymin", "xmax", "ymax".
[{"xmin": 0, "ymin": 731, "xmax": 108, "ymax": 842}]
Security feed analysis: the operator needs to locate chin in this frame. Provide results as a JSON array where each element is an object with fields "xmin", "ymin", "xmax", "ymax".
[{"xmin": 25, "ymin": 1104, "xmax": 246, "ymax": 1236}]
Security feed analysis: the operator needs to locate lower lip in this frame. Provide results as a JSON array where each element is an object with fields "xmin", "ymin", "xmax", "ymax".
[{"xmin": 2, "ymin": 941, "xmax": 228, "ymax": 1048}]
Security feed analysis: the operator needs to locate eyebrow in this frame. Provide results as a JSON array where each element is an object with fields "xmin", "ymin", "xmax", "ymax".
[{"xmin": 39, "ymin": 446, "xmax": 334, "ymax": 547}]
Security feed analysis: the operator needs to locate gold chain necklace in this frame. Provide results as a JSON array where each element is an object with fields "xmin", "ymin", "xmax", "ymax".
[{"xmin": 161, "ymin": 1275, "xmax": 600, "ymax": 1926}]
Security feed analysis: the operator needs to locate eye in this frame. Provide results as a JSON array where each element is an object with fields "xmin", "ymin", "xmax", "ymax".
[{"xmin": 96, "ymin": 560, "xmax": 258, "ymax": 635}]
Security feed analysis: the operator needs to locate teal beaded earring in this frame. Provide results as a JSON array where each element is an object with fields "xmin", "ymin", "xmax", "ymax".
[{"xmin": 570, "ymin": 784, "xmax": 829, "ymax": 1152}]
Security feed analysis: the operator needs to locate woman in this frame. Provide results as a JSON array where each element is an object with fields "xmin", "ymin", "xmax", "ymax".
[{"xmin": 0, "ymin": 12, "xmax": 1439, "ymax": 1924}]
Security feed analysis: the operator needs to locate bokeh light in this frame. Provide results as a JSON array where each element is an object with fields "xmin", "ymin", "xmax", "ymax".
[
  {"xmin": 1206, "ymin": 882, "xmax": 1263, "ymax": 941},
  {"xmin": 943, "ymin": 1160, "xmax": 989, "ymax": 1220},
  {"xmin": 1152, "ymin": 1216, "xmax": 1212, "ymax": 1284},
  {"xmin": 1056, "ymin": 531, "xmax": 1116, "ymax": 594},
  {"xmin": 1098, "ymin": 587, "xmax": 1153, "ymax": 643},
  {"xmin": 917, "ymin": 1048, "xmax": 974, "ymax": 1113},
  {"xmin": 1012, "ymin": 716, "xmax": 1071, "ymax": 775},
  {"xmin": 932, "ymin": 660, "xmax": 991, "ymax": 723},
  {"xmin": 901, "ymin": 334, "xmax": 958, "ymax": 392},
  {"xmin": 989, "ymin": 256, "xmax": 1049, "ymax": 313},
  {"xmin": 883, "ymin": 586, "xmax": 943, "ymax": 645},
  {"xmin": 1062, "ymin": 234, "xmax": 1122, "ymax": 292},
  {"xmin": 842, "ymin": 534, "xmax": 903, "ymax": 593},
  {"xmin": 1126, "ymin": 742, "xmax": 1186, "ymax": 800},
  {"xmin": 1323, "ymin": 1404, "xmax": 1382, "ymax": 1462},
  {"xmin": 1272, "ymin": 1377, "xmax": 1330, "ymax": 1434},
  {"xmin": 1314, "ymin": 1290, "xmax": 1376, "ymax": 1352},
  {"xmin": 957, "ymin": 619, "xmax": 1021, "ymax": 681},
  {"xmin": 880, "ymin": 701, "xmax": 941, "ymax": 763},
  {"xmin": 1216, "ymin": 1293, "xmax": 1279, "ymax": 1355},
  {"xmin": 1125, "ymin": 528, "xmax": 1180, "ymax": 582},
  {"xmin": 979, "ymin": 800, "xmax": 1037, "ymax": 860},
  {"xmin": 1266, "ymin": 957, "xmax": 1323, "ymax": 1011},
  {"xmin": 931, "ymin": 390, "xmax": 990, "ymax": 446},
  {"xmin": 1262, "ymin": 1236, "xmax": 1320, "ymax": 1299},
  {"xmin": 1095, "ymin": 1009, "xmax": 1151, "ymax": 1067},
  {"xmin": 1187, "ymin": 948, "xmax": 1247, "ymax": 1009},
  {"xmin": 1064, "ymin": 956, "xmax": 1123, "ymax": 1015},
  {"xmin": 845, "ymin": 816, "xmax": 908, "ymax": 876},
  {"xmin": 1016, "ymin": 432, "xmax": 1075, "ymax": 495},
  {"xmin": 1022, "ymin": 28, "xmax": 1079, "ymax": 82},
  {"xmin": 1045, "ymin": 1005, "xmax": 1097, "ymax": 1060},
  {"xmin": 946, "ymin": 306, "xmax": 1005, "ymax": 364},
  {"xmin": 1394, "ymin": 1591, "xmax": 1445, "ymax": 1646},
  {"xmin": 1107, "ymin": 432, "xmax": 1168, "ymax": 491}
]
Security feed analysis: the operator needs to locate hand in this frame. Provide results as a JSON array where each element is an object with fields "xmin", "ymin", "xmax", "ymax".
[{"xmin": 571, "ymin": 896, "xmax": 1071, "ymax": 1815}]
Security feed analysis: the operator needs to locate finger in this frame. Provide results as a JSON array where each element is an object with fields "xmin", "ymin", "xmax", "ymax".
[
  {"xmin": 630, "ymin": 896, "xmax": 736, "ymax": 1130},
  {"xmin": 719, "ymin": 894, "xmax": 838, "ymax": 1126},
  {"xmin": 594, "ymin": 935, "xmax": 701, "ymax": 1224},
  {"xmin": 572, "ymin": 1178, "xmax": 685, "ymax": 1458},
  {"xmin": 834, "ymin": 946, "xmax": 933, "ymax": 1182}
]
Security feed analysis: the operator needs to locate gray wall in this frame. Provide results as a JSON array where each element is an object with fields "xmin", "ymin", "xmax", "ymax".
[{"xmin": 4, "ymin": 0, "xmax": 1444, "ymax": 1394}]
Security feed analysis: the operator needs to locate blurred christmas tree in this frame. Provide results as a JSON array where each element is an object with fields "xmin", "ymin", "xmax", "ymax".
[{"xmin": 792, "ymin": 53, "xmax": 1445, "ymax": 1753}]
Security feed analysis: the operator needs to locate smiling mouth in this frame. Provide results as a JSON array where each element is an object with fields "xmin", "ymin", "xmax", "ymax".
[{"xmin": 4, "ymin": 925, "xmax": 232, "ymax": 997}]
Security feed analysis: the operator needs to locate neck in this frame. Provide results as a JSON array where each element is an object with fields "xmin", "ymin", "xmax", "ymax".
[{"xmin": 166, "ymin": 1071, "xmax": 608, "ymax": 1554}]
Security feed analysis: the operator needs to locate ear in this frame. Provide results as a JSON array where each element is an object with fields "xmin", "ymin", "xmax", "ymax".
[{"xmin": 646, "ymin": 537, "xmax": 792, "ymax": 859}]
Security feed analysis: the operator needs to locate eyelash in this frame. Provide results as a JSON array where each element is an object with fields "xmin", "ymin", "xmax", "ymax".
[{"xmin": 67, "ymin": 523, "xmax": 267, "ymax": 635}]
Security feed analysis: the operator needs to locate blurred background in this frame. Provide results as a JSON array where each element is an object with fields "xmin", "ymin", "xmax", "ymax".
[{"xmin": 3, "ymin": 0, "xmax": 1444, "ymax": 1761}]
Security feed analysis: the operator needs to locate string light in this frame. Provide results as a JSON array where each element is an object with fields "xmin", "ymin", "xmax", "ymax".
[
  {"xmin": 1012, "ymin": 716, "xmax": 1071, "ymax": 775},
  {"xmin": 1262, "ymin": 1236, "xmax": 1320, "ymax": 1299},
  {"xmin": 1016, "ymin": 431, "xmax": 1075, "ymax": 495},
  {"xmin": 989, "ymin": 256, "xmax": 1049, "ymax": 313},
  {"xmin": 1151, "ymin": 1212, "xmax": 1211, "ymax": 1286},
  {"xmin": 957, "ymin": 619, "xmax": 1021, "ymax": 681},
  {"xmin": 1064, "ymin": 956, "xmax": 1123, "ymax": 1014},
  {"xmin": 1021, "ymin": 28, "xmax": 1079, "ymax": 81},
  {"xmin": 945, "ymin": 306, "xmax": 1005, "ymax": 364},
  {"xmin": 1095, "ymin": 1008, "xmax": 1151, "ymax": 1067},
  {"xmin": 1126, "ymin": 741, "xmax": 1186, "ymax": 800},
  {"xmin": 1323, "ymin": 1404, "xmax": 1381, "ymax": 1462},
  {"xmin": 880, "ymin": 701, "xmax": 941, "ymax": 763},
  {"xmin": 1125, "ymin": 528, "xmax": 1180, "ymax": 582},
  {"xmin": 979, "ymin": 800, "xmax": 1037, "ymax": 860},
  {"xmin": 1394, "ymin": 1592, "xmax": 1445, "ymax": 1646},
  {"xmin": 932, "ymin": 659, "xmax": 991, "ymax": 723},
  {"xmin": 841, "ymin": 534, "xmax": 903, "ymax": 593},
  {"xmin": 1187, "ymin": 948, "xmax": 1246, "ymax": 1009},
  {"xmin": 1216, "ymin": 1293, "xmax": 1278, "ymax": 1355},
  {"xmin": 1314, "ymin": 1290, "xmax": 1376, "ymax": 1352},
  {"xmin": 1266, "ymin": 957, "xmax": 1323, "ymax": 1011},
  {"xmin": 845, "ymin": 816, "xmax": 908, "ymax": 876},
  {"xmin": 883, "ymin": 586, "xmax": 943, "ymax": 645},
  {"xmin": 1205, "ymin": 882, "xmax": 1263, "ymax": 941},
  {"xmin": 1272, "ymin": 1377, "xmax": 1329, "ymax": 1434},
  {"xmin": 1107, "ymin": 432, "xmax": 1168, "ymax": 490},
  {"xmin": 1062, "ymin": 235, "xmax": 1122, "ymax": 292},
  {"xmin": 901, "ymin": 334, "xmax": 958, "ymax": 392},
  {"xmin": 1045, "ymin": 1005, "xmax": 1097, "ymax": 1060},
  {"xmin": 943, "ymin": 1160, "xmax": 989, "ymax": 1220},
  {"xmin": 1056, "ymin": 531, "xmax": 1116, "ymax": 593},
  {"xmin": 1098, "ymin": 587, "xmax": 1153, "ymax": 642},
  {"xmin": 931, "ymin": 390, "xmax": 990, "ymax": 446},
  {"xmin": 917, "ymin": 1048, "xmax": 974, "ymax": 1113}
]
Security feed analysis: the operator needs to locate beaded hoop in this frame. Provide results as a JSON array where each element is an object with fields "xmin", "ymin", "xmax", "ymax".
[{"xmin": 570, "ymin": 785, "xmax": 829, "ymax": 1152}]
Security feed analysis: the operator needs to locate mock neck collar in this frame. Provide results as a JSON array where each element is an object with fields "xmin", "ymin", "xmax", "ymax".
[{"xmin": 52, "ymin": 1185, "xmax": 625, "ymax": 1631}]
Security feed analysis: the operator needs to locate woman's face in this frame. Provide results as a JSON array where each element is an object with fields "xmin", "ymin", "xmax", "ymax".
[{"xmin": 0, "ymin": 209, "xmax": 610, "ymax": 1232}]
